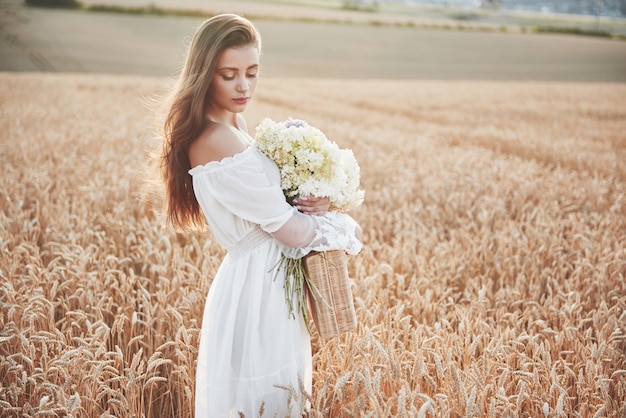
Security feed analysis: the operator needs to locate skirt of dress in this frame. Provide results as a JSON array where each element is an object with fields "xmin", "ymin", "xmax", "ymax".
[{"xmin": 195, "ymin": 237, "xmax": 312, "ymax": 418}]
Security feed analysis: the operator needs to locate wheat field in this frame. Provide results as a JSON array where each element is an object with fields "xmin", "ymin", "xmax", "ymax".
[{"xmin": 1, "ymin": 72, "xmax": 625, "ymax": 417}]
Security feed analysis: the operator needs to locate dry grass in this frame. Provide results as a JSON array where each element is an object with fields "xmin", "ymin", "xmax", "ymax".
[{"xmin": 1, "ymin": 72, "xmax": 625, "ymax": 417}]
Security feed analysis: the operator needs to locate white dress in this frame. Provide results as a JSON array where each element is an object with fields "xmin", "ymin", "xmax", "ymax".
[{"xmin": 188, "ymin": 145, "xmax": 362, "ymax": 417}]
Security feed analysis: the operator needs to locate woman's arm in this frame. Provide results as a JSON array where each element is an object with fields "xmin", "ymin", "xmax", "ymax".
[{"xmin": 270, "ymin": 211, "xmax": 362, "ymax": 257}]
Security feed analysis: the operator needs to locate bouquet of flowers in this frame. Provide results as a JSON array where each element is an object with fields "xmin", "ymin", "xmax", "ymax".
[
  {"xmin": 255, "ymin": 118, "xmax": 364, "ymax": 212},
  {"xmin": 255, "ymin": 117, "xmax": 364, "ymax": 337}
]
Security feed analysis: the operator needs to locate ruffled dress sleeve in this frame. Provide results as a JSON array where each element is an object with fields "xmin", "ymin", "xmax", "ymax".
[{"xmin": 189, "ymin": 147, "xmax": 362, "ymax": 258}]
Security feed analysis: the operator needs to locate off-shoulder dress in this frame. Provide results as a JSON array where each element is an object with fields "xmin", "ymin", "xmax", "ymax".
[{"xmin": 188, "ymin": 145, "xmax": 361, "ymax": 417}]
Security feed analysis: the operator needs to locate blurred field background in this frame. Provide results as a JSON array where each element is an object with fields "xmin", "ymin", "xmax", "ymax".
[
  {"xmin": 2, "ymin": 0, "xmax": 626, "ymax": 80},
  {"xmin": 1, "ymin": 0, "xmax": 626, "ymax": 417}
]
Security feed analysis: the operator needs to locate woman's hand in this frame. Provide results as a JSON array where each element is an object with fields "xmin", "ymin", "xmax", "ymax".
[{"xmin": 293, "ymin": 196, "xmax": 330, "ymax": 216}]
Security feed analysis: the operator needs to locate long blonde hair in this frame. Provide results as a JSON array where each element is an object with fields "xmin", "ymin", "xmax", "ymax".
[{"xmin": 160, "ymin": 14, "xmax": 261, "ymax": 230}]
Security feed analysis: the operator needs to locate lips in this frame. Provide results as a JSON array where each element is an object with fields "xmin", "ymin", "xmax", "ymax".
[{"xmin": 233, "ymin": 97, "xmax": 249, "ymax": 105}]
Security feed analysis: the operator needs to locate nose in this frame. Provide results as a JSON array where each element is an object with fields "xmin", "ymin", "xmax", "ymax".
[{"xmin": 237, "ymin": 76, "xmax": 249, "ymax": 92}]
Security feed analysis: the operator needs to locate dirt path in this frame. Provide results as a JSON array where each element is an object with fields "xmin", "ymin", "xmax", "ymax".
[{"xmin": 1, "ymin": 0, "xmax": 626, "ymax": 81}]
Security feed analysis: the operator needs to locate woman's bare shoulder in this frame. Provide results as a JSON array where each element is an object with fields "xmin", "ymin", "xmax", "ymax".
[{"xmin": 189, "ymin": 123, "xmax": 247, "ymax": 168}]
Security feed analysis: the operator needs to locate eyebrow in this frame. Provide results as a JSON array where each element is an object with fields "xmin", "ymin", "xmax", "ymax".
[{"xmin": 217, "ymin": 64, "xmax": 259, "ymax": 71}]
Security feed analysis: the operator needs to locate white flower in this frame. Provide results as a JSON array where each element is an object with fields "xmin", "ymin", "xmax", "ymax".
[{"xmin": 255, "ymin": 118, "xmax": 365, "ymax": 211}]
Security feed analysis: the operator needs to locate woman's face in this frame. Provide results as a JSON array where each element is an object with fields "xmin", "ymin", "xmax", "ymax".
[{"xmin": 208, "ymin": 45, "xmax": 259, "ymax": 120}]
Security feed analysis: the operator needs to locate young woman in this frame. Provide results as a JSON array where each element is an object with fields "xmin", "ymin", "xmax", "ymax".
[{"xmin": 159, "ymin": 14, "xmax": 362, "ymax": 417}]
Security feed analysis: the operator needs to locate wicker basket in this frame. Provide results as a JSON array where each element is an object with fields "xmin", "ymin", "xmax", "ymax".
[{"xmin": 303, "ymin": 250, "xmax": 357, "ymax": 339}]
